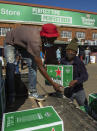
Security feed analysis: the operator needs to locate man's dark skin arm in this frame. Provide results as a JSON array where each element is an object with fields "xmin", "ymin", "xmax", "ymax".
[{"xmin": 34, "ymin": 56, "xmax": 64, "ymax": 92}]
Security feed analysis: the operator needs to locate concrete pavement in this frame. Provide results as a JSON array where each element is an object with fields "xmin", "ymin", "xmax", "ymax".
[{"xmin": 84, "ymin": 63, "xmax": 97, "ymax": 99}]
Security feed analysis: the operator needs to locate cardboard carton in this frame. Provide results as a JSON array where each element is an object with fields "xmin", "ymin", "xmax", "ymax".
[
  {"xmin": 2, "ymin": 106, "xmax": 64, "ymax": 131},
  {"xmin": 46, "ymin": 65, "xmax": 73, "ymax": 87}
]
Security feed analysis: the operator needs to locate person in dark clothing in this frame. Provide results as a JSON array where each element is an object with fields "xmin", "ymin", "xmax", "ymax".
[
  {"xmin": 79, "ymin": 46, "xmax": 85, "ymax": 63},
  {"xmin": 60, "ymin": 38, "xmax": 89, "ymax": 111},
  {"xmin": 84, "ymin": 47, "xmax": 91, "ymax": 65},
  {"xmin": 40, "ymin": 24, "xmax": 58, "ymax": 65}
]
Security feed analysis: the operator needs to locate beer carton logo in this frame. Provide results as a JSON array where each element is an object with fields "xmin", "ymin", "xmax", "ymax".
[
  {"xmin": 47, "ymin": 65, "xmax": 63, "ymax": 85},
  {"xmin": 52, "ymin": 128, "xmax": 55, "ymax": 131},
  {"xmin": 44, "ymin": 112, "xmax": 51, "ymax": 117},
  {"xmin": 81, "ymin": 14, "xmax": 95, "ymax": 26},
  {"xmin": 86, "ymin": 14, "xmax": 90, "ymax": 18},
  {"xmin": 65, "ymin": 68, "xmax": 70, "ymax": 74},
  {"xmin": 55, "ymin": 67, "xmax": 61, "ymax": 77}
]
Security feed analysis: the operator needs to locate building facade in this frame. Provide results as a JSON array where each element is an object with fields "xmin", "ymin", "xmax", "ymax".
[{"xmin": 0, "ymin": 1, "xmax": 97, "ymax": 47}]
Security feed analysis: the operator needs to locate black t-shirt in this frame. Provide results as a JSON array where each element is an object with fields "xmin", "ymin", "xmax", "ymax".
[{"xmin": 44, "ymin": 45, "xmax": 58, "ymax": 64}]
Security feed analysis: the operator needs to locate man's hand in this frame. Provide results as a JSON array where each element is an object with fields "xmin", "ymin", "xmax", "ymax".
[
  {"xmin": 53, "ymin": 82, "xmax": 64, "ymax": 92},
  {"xmin": 69, "ymin": 80, "xmax": 78, "ymax": 87}
]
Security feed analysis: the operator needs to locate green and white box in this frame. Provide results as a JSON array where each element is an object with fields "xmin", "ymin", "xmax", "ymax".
[
  {"xmin": 2, "ymin": 106, "xmax": 64, "ymax": 131},
  {"xmin": 89, "ymin": 93, "xmax": 97, "ymax": 114},
  {"xmin": 47, "ymin": 65, "xmax": 73, "ymax": 87}
]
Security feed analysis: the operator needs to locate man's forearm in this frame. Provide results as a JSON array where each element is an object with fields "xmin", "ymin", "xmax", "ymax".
[
  {"xmin": 38, "ymin": 65, "xmax": 56, "ymax": 86},
  {"xmin": 34, "ymin": 56, "xmax": 56, "ymax": 86}
]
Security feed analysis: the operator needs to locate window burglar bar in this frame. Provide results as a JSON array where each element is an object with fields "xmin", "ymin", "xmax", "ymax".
[{"xmin": 0, "ymin": 27, "xmax": 11, "ymax": 36}]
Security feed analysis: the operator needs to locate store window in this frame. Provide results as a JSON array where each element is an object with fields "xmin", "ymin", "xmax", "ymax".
[
  {"xmin": 61, "ymin": 31, "xmax": 72, "ymax": 38},
  {"xmin": 76, "ymin": 32, "xmax": 85, "ymax": 39},
  {"xmin": 92, "ymin": 33, "xmax": 97, "ymax": 40},
  {"xmin": 0, "ymin": 27, "xmax": 11, "ymax": 36}
]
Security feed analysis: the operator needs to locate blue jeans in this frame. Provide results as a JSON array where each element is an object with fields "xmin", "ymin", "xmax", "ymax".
[
  {"xmin": 4, "ymin": 44, "xmax": 37, "ymax": 100},
  {"xmin": 64, "ymin": 88, "xmax": 88, "ymax": 106},
  {"xmin": 85, "ymin": 56, "xmax": 89, "ymax": 65},
  {"xmin": 70, "ymin": 90, "xmax": 88, "ymax": 106}
]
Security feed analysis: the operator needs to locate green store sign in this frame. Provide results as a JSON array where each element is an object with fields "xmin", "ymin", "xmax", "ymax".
[{"xmin": 0, "ymin": 3, "xmax": 97, "ymax": 28}]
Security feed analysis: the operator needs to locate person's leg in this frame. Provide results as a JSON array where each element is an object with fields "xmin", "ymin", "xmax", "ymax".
[
  {"xmin": 85, "ymin": 56, "xmax": 87, "ymax": 65},
  {"xmin": 87, "ymin": 56, "xmax": 89, "ymax": 64},
  {"xmin": 4, "ymin": 44, "xmax": 16, "ymax": 105},
  {"xmin": 15, "ymin": 62, "xmax": 20, "ymax": 74},
  {"xmin": 25, "ymin": 57, "xmax": 37, "ymax": 93},
  {"xmin": 80, "ymin": 56, "xmax": 83, "ymax": 61},
  {"xmin": 75, "ymin": 90, "xmax": 89, "ymax": 112},
  {"xmin": 69, "ymin": 93, "xmax": 76, "ymax": 102},
  {"xmin": 21, "ymin": 58, "xmax": 24, "ymax": 70},
  {"xmin": 24, "ymin": 57, "xmax": 45, "ymax": 100}
]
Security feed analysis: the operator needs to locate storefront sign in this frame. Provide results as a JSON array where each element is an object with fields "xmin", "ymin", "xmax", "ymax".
[
  {"xmin": 2, "ymin": 106, "xmax": 64, "ymax": 131},
  {"xmin": 47, "ymin": 65, "xmax": 73, "ymax": 87},
  {"xmin": 0, "ymin": 3, "xmax": 97, "ymax": 28}
]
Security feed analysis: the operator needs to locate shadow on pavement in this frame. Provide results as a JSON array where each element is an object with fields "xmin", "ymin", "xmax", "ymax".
[{"xmin": 5, "ymin": 73, "xmax": 28, "ymax": 113}]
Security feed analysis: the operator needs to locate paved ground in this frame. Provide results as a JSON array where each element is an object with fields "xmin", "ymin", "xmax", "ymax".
[
  {"xmin": 1, "ymin": 63, "xmax": 97, "ymax": 131},
  {"xmin": 5, "ymin": 63, "xmax": 97, "ymax": 111},
  {"xmin": 84, "ymin": 63, "xmax": 97, "ymax": 99}
]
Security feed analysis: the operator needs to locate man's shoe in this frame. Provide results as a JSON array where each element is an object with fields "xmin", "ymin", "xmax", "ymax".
[{"xmin": 29, "ymin": 93, "xmax": 45, "ymax": 101}]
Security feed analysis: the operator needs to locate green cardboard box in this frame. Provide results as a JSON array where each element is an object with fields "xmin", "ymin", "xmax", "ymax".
[
  {"xmin": 89, "ymin": 93, "xmax": 97, "ymax": 114},
  {"xmin": 2, "ymin": 106, "xmax": 64, "ymax": 131},
  {"xmin": 46, "ymin": 65, "xmax": 73, "ymax": 87}
]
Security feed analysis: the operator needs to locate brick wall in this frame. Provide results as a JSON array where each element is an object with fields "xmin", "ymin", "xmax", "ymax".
[
  {"xmin": 57, "ymin": 26, "xmax": 97, "ymax": 41},
  {"xmin": 0, "ymin": 23, "xmax": 97, "ymax": 46}
]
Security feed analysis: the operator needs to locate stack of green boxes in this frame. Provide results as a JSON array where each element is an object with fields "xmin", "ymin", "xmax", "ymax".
[
  {"xmin": 89, "ymin": 93, "xmax": 97, "ymax": 118},
  {"xmin": 2, "ymin": 106, "xmax": 64, "ymax": 131}
]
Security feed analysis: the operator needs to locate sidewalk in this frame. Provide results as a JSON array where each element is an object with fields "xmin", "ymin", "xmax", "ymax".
[
  {"xmin": 4, "ymin": 63, "xmax": 97, "ymax": 112},
  {"xmin": 1, "ymin": 63, "xmax": 97, "ymax": 131},
  {"xmin": 84, "ymin": 63, "xmax": 97, "ymax": 99}
]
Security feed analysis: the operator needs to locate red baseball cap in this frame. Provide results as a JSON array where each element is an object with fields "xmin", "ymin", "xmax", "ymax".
[{"xmin": 40, "ymin": 23, "xmax": 59, "ymax": 38}]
